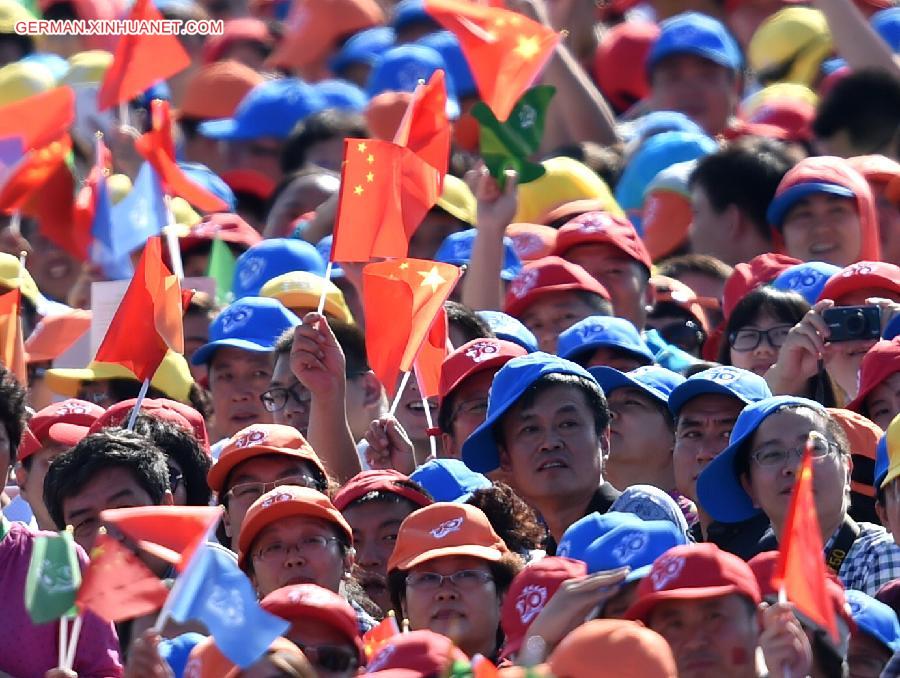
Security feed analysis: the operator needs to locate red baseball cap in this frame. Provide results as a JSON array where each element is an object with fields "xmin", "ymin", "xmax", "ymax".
[
  {"xmin": 260, "ymin": 584, "xmax": 364, "ymax": 663},
  {"xmin": 624, "ymin": 543, "xmax": 762, "ymax": 623},
  {"xmin": 438, "ymin": 338, "xmax": 527, "ymax": 402},
  {"xmin": 18, "ymin": 399, "xmax": 106, "ymax": 462},
  {"xmin": 817, "ymin": 261, "xmax": 900, "ymax": 304},
  {"xmin": 202, "ymin": 18, "xmax": 274, "ymax": 64},
  {"xmin": 207, "ymin": 424, "xmax": 326, "ymax": 494},
  {"xmin": 365, "ymin": 630, "xmax": 469, "ymax": 677},
  {"xmin": 504, "ymin": 257, "xmax": 611, "ymax": 319},
  {"xmin": 180, "ymin": 213, "xmax": 263, "ymax": 254},
  {"xmin": 845, "ymin": 338, "xmax": 900, "ymax": 413},
  {"xmin": 650, "ymin": 275, "xmax": 711, "ymax": 334},
  {"xmin": 847, "ymin": 155, "xmax": 900, "ymax": 188},
  {"xmin": 741, "ymin": 98, "xmax": 816, "ymax": 143},
  {"xmin": 331, "ymin": 470, "xmax": 433, "ymax": 511},
  {"xmin": 501, "ymin": 557, "xmax": 588, "ymax": 658},
  {"xmin": 722, "ymin": 253, "xmax": 801, "ymax": 319},
  {"xmin": 592, "ymin": 22, "xmax": 658, "ymax": 113},
  {"xmin": 553, "ymin": 211, "xmax": 653, "ymax": 272},
  {"xmin": 505, "ymin": 223, "xmax": 558, "ymax": 262},
  {"xmin": 88, "ymin": 397, "xmax": 210, "ymax": 455}
]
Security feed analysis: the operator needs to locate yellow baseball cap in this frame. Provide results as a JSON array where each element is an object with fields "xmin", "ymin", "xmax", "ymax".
[
  {"xmin": 59, "ymin": 50, "xmax": 113, "ymax": 88},
  {"xmin": 741, "ymin": 82, "xmax": 819, "ymax": 118},
  {"xmin": 0, "ymin": 252, "xmax": 41, "ymax": 305},
  {"xmin": 435, "ymin": 174, "xmax": 476, "ymax": 226},
  {"xmin": 0, "ymin": 0, "xmax": 36, "ymax": 34},
  {"xmin": 748, "ymin": 8, "xmax": 832, "ymax": 88},
  {"xmin": 45, "ymin": 350, "xmax": 195, "ymax": 403},
  {"xmin": 0, "ymin": 60, "xmax": 56, "ymax": 107},
  {"xmin": 259, "ymin": 271, "xmax": 354, "ymax": 324}
]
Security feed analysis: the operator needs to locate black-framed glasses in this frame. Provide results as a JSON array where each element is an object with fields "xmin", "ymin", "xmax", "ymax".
[
  {"xmin": 750, "ymin": 432, "xmax": 835, "ymax": 467},
  {"xmin": 260, "ymin": 382, "xmax": 312, "ymax": 412},
  {"xmin": 729, "ymin": 325, "xmax": 793, "ymax": 352},
  {"xmin": 406, "ymin": 569, "xmax": 494, "ymax": 591},
  {"xmin": 224, "ymin": 474, "xmax": 321, "ymax": 504},
  {"xmin": 293, "ymin": 642, "xmax": 359, "ymax": 673}
]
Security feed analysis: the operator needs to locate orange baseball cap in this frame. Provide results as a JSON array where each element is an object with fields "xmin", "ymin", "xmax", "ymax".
[
  {"xmin": 202, "ymin": 18, "xmax": 274, "ymax": 65},
  {"xmin": 829, "ymin": 407, "xmax": 883, "ymax": 500},
  {"xmin": 25, "ymin": 309, "xmax": 91, "ymax": 364},
  {"xmin": 178, "ymin": 60, "xmax": 264, "ymax": 122},
  {"xmin": 207, "ymin": 423, "xmax": 326, "ymax": 494},
  {"xmin": 17, "ymin": 399, "xmax": 105, "ymax": 462},
  {"xmin": 365, "ymin": 90, "xmax": 414, "ymax": 141},
  {"xmin": 387, "ymin": 502, "xmax": 509, "ymax": 572},
  {"xmin": 237, "ymin": 486, "xmax": 352, "ymax": 568},
  {"xmin": 505, "ymin": 223, "xmax": 557, "ymax": 262},
  {"xmin": 548, "ymin": 619, "xmax": 677, "ymax": 678},
  {"xmin": 184, "ymin": 637, "xmax": 235, "ymax": 678},
  {"xmin": 642, "ymin": 190, "xmax": 692, "ymax": 262}
]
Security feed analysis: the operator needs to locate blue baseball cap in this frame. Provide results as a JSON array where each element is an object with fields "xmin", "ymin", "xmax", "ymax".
[
  {"xmin": 409, "ymin": 458, "xmax": 492, "ymax": 503},
  {"xmin": 668, "ymin": 365, "xmax": 773, "ymax": 417},
  {"xmin": 876, "ymin": 433, "xmax": 889, "ymax": 488},
  {"xmin": 589, "ymin": 365, "xmax": 686, "ymax": 405},
  {"xmin": 648, "ymin": 12, "xmax": 742, "ymax": 73},
  {"xmin": 417, "ymin": 31, "xmax": 477, "ymax": 99},
  {"xmin": 366, "ymin": 44, "xmax": 460, "ymax": 119},
  {"xmin": 191, "ymin": 297, "xmax": 301, "ymax": 366},
  {"xmin": 846, "ymin": 589, "xmax": 900, "ymax": 652},
  {"xmin": 556, "ymin": 511, "xmax": 644, "ymax": 560},
  {"xmin": 178, "ymin": 162, "xmax": 236, "ymax": 212},
  {"xmin": 872, "ymin": 8, "xmax": 900, "ymax": 53},
  {"xmin": 461, "ymin": 353, "xmax": 597, "ymax": 473},
  {"xmin": 557, "ymin": 316, "xmax": 654, "ymax": 365},
  {"xmin": 314, "ymin": 79, "xmax": 368, "ymax": 113},
  {"xmin": 20, "ymin": 52, "xmax": 68, "ymax": 80},
  {"xmin": 696, "ymin": 395, "xmax": 825, "ymax": 523},
  {"xmin": 198, "ymin": 78, "xmax": 327, "ymax": 141},
  {"xmin": 232, "ymin": 239, "xmax": 327, "ymax": 299},
  {"xmin": 767, "ymin": 182, "xmax": 857, "ymax": 229},
  {"xmin": 581, "ymin": 520, "xmax": 689, "ymax": 581},
  {"xmin": 435, "ymin": 230, "xmax": 522, "ymax": 281},
  {"xmin": 476, "ymin": 311, "xmax": 538, "ymax": 353},
  {"xmin": 610, "ymin": 484, "xmax": 691, "ymax": 539},
  {"xmin": 772, "ymin": 261, "xmax": 842, "ymax": 305},
  {"xmin": 619, "ymin": 110, "xmax": 705, "ymax": 145},
  {"xmin": 329, "ymin": 27, "xmax": 396, "ymax": 76},
  {"xmin": 315, "ymin": 235, "xmax": 344, "ymax": 279}
]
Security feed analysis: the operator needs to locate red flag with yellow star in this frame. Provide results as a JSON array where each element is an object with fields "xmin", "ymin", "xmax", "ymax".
[
  {"xmin": 424, "ymin": 0, "xmax": 561, "ymax": 121},
  {"xmin": 363, "ymin": 259, "xmax": 461, "ymax": 397},
  {"xmin": 331, "ymin": 138, "xmax": 441, "ymax": 262},
  {"xmin": 413, "ymin": 306, "xmax": 448, "ymax": 399},
  {"xmin": 394, "ymin": 70, "xmax": 451, "ymax": 182},
  {"xmin": 362, "ymin": 613, "xmax": 400, "ymax": 660}
]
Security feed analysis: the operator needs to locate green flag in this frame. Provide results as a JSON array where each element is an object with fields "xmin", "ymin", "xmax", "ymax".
[
  {"xmin": 24, "ymin": 530, "xmax": 81, "ymax": 624},
  {"xmin": 207, "ymin": 238, "xmax": 235, "ymax": 306}
]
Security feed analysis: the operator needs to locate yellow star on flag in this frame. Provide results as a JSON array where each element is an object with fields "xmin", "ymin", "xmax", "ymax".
[
  {"xmin": 357, "ymin": 141, "xmax": 367, "ymax": 153},
  {"xmin": 399, "ymin": 262, "xmax": 410, "ymax": 269},
  {"xmin": 514, "ymin": 34, "xmax": 541, "ymax": 60},
  {"xmin": 367, "ymin": 154, "xmax": 375, "ymax": 164},
  {"xmin": 366, "ymin": 171, "xmax": 375, "ymax": 182},
  {"xmin": 418, "ymin": 266, "xmax": 447, "ymax": 292},
  {"xmin": 354, "ymin": 185, "xmax": 364, "ymax": 196}
]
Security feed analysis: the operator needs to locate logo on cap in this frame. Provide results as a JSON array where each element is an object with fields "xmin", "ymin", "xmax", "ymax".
[
  {"xmin": 465, "ymin": 340, "xmax": 500, "ymax": 363},
  {"xmin": 705, "ymin": 366, "xmax": 740, "ymax": 383},
  {"xmin": 651, "ymin": 553, "xmax": 685, "ymax": 591},
  {"xmin": 556, "ymin": 541, "xmax": 571, "ymax": 558},
  {"xmin": 577, "ymin": 319, "xmax": 610, "ymax": 343},
  {"xmin": 220, "ymin": 306, "xmax": 254, "ymax": 334},
  {"xmin": 511, "ymin": 233, "xmax": 544, "ymax": 258},
  {"xmin": 53, "ymin": 402, "xmax": 91, "ymax": 416},
  {"xmin": 397, "ymin": 63, "xmax": 429, "ymax": 91},
  {"xmin": 518, "ymin": 104, "xmax": 536, "ymax": 129},
  {"xmin": 848, "ymin": 595, "xmax": 866, "ymax": 617},
  {"xmin": 510, "ymin": 269, "xmax": 540, "ymax": 299},
  {"xmin": 233, "ymin": 428, "xmax": 267, "ymax": 449},
  {"xmin": 515, "ymin": 584, "xmax": 548, "ymax": 624},
  {"xmin": 784, "ymin": 270, "xmax": 826, "ymax": 291},
  {"xmin": 611, "ymin": 530, "xmax": 649, "ymax": 564},
  {"xmin": 841, "ymin": 262, "xmax": 874, "ymax": 278},
  {"xmin": 287, "ymin": 586, "xmax": 331, "ymax": 607},
  {"xmin": 238, "ymin": 256, "xmax": 266, "ymax": 289},
  {"xmin": 577, "ymin": 213, "xmax": 615, "ymax": 234},
  {"xmin": 430, "ymin": 517, "xmax": 464, "ymax": 539},
  {"xmin": 260, "ymin": 491, "xmax": 293, "ymax": 509}
]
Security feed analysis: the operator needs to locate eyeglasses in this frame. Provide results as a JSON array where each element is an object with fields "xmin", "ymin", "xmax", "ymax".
[
  {"xmin": 750, "ymin": 432, "xmax": 835, "ymax": 467},
  {"xmin": 451, "ymin": 397, "xmax": 489, "ymax": 422},
  {"xmin": 293, "ymin": 642, "xmax": 359, "ymax": 673},
  {"xmin": 405, "ymin": 569, "xmax": 494, "ymax": 591},
  {"xmin": 654, "ymin": 319, "xmax": 706, "ymax": 353},
  {"xmin": 253, "ymin": 535, "xmax": 342, "ymax": 562},
  {"xmin": 260, "ymin": 382, "xmax": 311, "ymax": 412},
  {"xmin": 729, "ymin": 325, "xmax": 793, "ymax": 352},
  {"xmin": 225, "ymin": 474, "xmax": 321, "ymax": 504}
]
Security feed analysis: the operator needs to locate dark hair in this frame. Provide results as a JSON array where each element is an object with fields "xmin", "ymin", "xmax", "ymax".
[
  {"xmin": 273, "ymin": 319, "xmax": 370, "ymax": 377},
  {"xmin": 129, "ymin": 414, "xmax": 212, "ymax": 506},
  {"xmin": 343, "ymin": 480, "xmax": 433, "ymax": 512},
  {"xmin": 813, "ymin": 69, "xmax": 900, "ymax": 155},
  {"xmin": 0, "ymin": 365, "xmax": 26, "ymax": 467},
  {"xmin": 281, "ymin": 110, "xmax": 368, "ymax": 175},
  {"xmin": 43, "ymin": 429, "xmax": 170, "ymax": 530},
  {"xmin": 689, "ymin": 137, "xmax": 795, "ymax": 239},
  {"xmin": 185, "ymin": 290, "xmax": 221, "ymax": 321},
  {"xmin": 467, "ymin": 483, "xmax": 546, "ymax": 556},
  {"xmin": 445, "ymin": 301, "xmax": 495, "ymax": 345},
  {"xmin": 547, "ymin": 141, "xmax": 625, "ymax": 190},
  {"xmin": 95, "ymin": 379, "xmax": 210, "ymax": 421},
  {"xmin": 718, "ymin": 286, "xmax": 809, "ymax": 364},
  {"xmin": 572, "ymin": 290, "xmax": 615, "ymax": 317},
  {"xmin": 656, "ymin": 253, "xmax": 734, "ymax": 283}
]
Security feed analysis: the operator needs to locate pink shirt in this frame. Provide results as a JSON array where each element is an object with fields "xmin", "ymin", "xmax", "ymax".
[{"xmin": 0, "ymin": 520, "xmax": 123, "ymax": 678}]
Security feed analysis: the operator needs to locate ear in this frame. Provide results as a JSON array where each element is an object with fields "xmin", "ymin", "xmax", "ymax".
[
  {"xmin": 498, "ymin": 445, "xmax": 513, "ymax": 472},
  {"xmin": 598, "ymin": 426, "xmax": 611, "ymax": 464},
  {"xmin": 876, "ymin": 501, "xmax": 888, "ymax": 527},
  {"xmin": 739, "ymin": 473, "xmax": 760, "ymax": 509},
  {"xmin": 440, "ymin": 432, "xmax": 458, "ymax": 459}
]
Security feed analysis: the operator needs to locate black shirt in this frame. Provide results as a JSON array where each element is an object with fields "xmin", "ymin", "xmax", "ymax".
[
  {"xmin": 689, "ymin": 512, "xmax": 773, "ymax": 561},
  {"xmin": 544, "ymin": 482, "xmax": 622, "ymax": 555}
]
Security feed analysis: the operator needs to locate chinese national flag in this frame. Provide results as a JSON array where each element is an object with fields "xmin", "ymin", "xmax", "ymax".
[
  {"xmin": 135, "ymin": 100, "xmax": 229, "ymax": 212},
  {"xmin": 413, "ymin": 307, "xmax": 448, "ymax": 399},
  {"xmin": 0, "ymin": 87, "xmax": 75, "ymax": 151},
  {"xmin": 362, "ymin": 614, "xmax": 400, "ymax": 660},
  {"xmin": 76, "ymin": 533, "xmax": 169, "ymax": 623},
  {"xmin": 97, "ymin": 0, "xmax": 191, "ymax": 110},
  {"xmin": 331, "ymin": 138, "xmax": 440, "ymax": 262},
  {"xmin": 394, "ymin": 70, "xmax": 451, "ymax": 182},
  {"xmin": 363, "ymin": 259, "xmax": 460, "ymax": 397},
  {"xmin": 0, "ymin": 288, "xmax": 26, "ymax": 385},
  {"xmin": 94, "ymin": 236, "xmax": 185, "ymax": 381},
  {"xmin": 424, "ymin": 0, "xmax": 560, "ymax": 121},
  {"xmin": 772, "ymin": 438, "xmax": 840, "ymax": 641}
]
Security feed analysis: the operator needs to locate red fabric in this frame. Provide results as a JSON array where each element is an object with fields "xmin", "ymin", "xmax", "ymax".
[
  {"xmin": 362, "ymin": 615, "xmax": 401, "ymax": 661},
  {"xmin": 363, "ymin": 259, "xmax": 461, "ymax": 397},
  {"xmin": 722, "ymin": 253, "xmax": 800, "ymax": 319},
  {"xmin": 331, "ymin": 138, "xmax": 441, "ymax": 262},
  {"xmin": 553, "ymin": 211, "xmax": 652, "ymax": 271},
  {"xmin": 135, "ymin": 100, "xmax": 229, "ymax": 212},
  {"xmin": 0, "ymin": 87, "xmax": 75, "ymax": 151},
  {"xmin": 331, "ymin": 470, "xmax": 433, "ymax": 511},
  {"xmin": 845, "ymin": 338, "xmax": 900, "ymax": 412},
  {"xmin": 94, "ymin": 237, "xmax": 185, "ymax": 382},
  {"xmin": 438, "ymin": 338, "xmax": 526, "ymax": 401},
  {"xmin": 0, "ymin": 288, "xmax": 26, "ymax": 386},
  {"xmin": 413, "ymin": 306, "xmax": 448, "ymax": 399},
  {"xmin": 424, "ymin": 0, "xmax": 561, "ymax": 121},
  {"xmin": 772, "ymin": 442, "xmax": 840, "ymax": 641},
  {"xmin": 592, "ymin": 22, "xmax": 658, "ymax": 113},
  {"xmin": 393, "ymin": 69, "xmax": 451, "ymax": 182},
  {"xmin": 818, "ymin": 261, "xmax": 900, "ymax": 304},
  {"xmin": 76, "ymin": 533, "xmax": 169, "ymax": 623},
  {"xmin": 97, "ymin": 0, "xmax": 191, "ymax": 110},
  {"xmin": 504, "ymin": 256, "xmax": 611, "ymax": 318}
]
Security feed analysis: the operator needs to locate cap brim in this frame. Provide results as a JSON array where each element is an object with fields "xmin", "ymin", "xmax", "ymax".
[
  {"xmin": 391, "ymin": 544, "xmax": 503, "ymax": 571},
  {"xmin": 191, "ymin": 338, "xmax": 276, "ymax": 365},
  {"xmin": 881, "ymin": 462, "xmax": 900, "ymax": 489},
  {"xmin": 44, "ymin": 367, "xmax": 99, "ymax": 397},
  {"xmin": 589, "ymin": 367, "xmax": 666, "ymax": 404},
  {"xmin": 768, "ymin": 183, "xmax": 856, "ymax": 228},
  {"xmin": 441, "ymin": 353, "xmax": 516, "ymax": 401},
  {"xmin": 207, "ymin": 445, "xmax": 325, "ymax": 494},
  {"xmin": 197, "ymin": 117, "xmax": 240, "ymax": 140},
  {"xmin": 46, "ymin": 422, "xmax": 91, "ymax": 447},
  {"xmin": 563, "ymin": 339, "xmax": 653, "ymax": 365},
  {"xmin": 626, "ymin": 585, "xmax": 747, "ymax": 622},
  {"xmin": 668, "ymin": 380, "xmax": 750, "ymax": 417},
  {"xmin": 649, "ymin": 45, "xmax": 739, "ymax": 73},
  {"xmin": 695, "ymin": 430, "xmax": 761, "ymax": 524}
]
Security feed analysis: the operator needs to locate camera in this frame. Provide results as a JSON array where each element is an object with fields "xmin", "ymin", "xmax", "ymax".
[{"xmin": 822, "ymin": 306, "xmax": 881, "ymax": 342}]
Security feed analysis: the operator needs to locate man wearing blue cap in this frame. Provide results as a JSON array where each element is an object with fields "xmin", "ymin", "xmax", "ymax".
[
  {"xmin": 232, "ymin": 238, "xmax": 327, "ymax": 299},
  {"xmin": 462, "ymin": 352, "xmax": 619, "ymax": 550},
  {"xmin": 557, "ymin": 316, "xmax": 654, "ymax": 371},
  {"xmin": 697, "ymin": 395, "xmax": 900, "ymax": 594},
  {"xmin": 846, "ymin": 589, "xmax": 900, "ymax": 678},
  {"xmin": 192, "ymin": 297, "xmax": 301, "ymax": 444}
]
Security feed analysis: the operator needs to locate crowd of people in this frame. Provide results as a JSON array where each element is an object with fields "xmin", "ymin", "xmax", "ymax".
[{"xmin": 1, "ymin": 0, "xmax": 900, "ymax": 675}]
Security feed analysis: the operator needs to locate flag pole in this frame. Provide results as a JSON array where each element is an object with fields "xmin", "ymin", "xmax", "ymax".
[
  {"xmin": 777, "ymin": 584, "xmax": 793, "ymax": 678},
  {"xmin": 8, "ymin": 211, "xmax": 20, "ymax": 238},
  {"xmin": 388, "ymin": 371, "xmax": 411, "ymax": 417},
  {"xmin": 316, "ymin": 261, "xmax": 333, "ymax": 315},
  {"xmin": 118, "ymin": 103, "xmax": 131, "ymax": 130},
  {"xmin": 126, "ymin": 378, "xmax": 151, "ymax": 430},
  {"xmin": 162, "ymin": 196, "xmax": 185, "ymax": 281},
  {"xmin": 58, "ymin": 615, "xmax": 68, "ymax": 669},
  {"xmin": 64, "ymin": 614, "xmax": 83, "ymax": 669},
  {"xmin": 421, "ymin": 395, "xmax": 436, "ymax": 464}
]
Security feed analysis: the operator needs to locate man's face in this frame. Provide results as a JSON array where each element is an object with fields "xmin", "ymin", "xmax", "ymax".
[
  {"xmin": 563, "ymin": 244, "xmax": 647, "ymax": 329},
  {"xmin": 394, "ymin": 377, "xmax": 438, "ymax": 448},
  {"xmin": 207, "ymin": 347, "xmax": 274, "ymax": 440},
  {"xmin": 441, "ymin": 369, "xmax": 494, "ymax": 459},
  {"xmin": 650, "ymin": 54, "xmax": 738, "ymax": 136},
  {"xmin": 847, "ymin": 630, "xmax": 893, "ymax": 678},
  {"xmin": 879, "ymin": 478, "xmax": 900, "ymax": 547},
  {"xmin": 25, "ymin": 230, "xmax": 82, "ymax": 303},
  {"xmin": 689, "ymin": 184, "xmax": 737, "ymax": 265},
  {"xmin": 648, "ymin": 594, "xmax": 759, "ymax": 678},
  {"xmin": 673, "ymin": 394, "xmax": 743, "ymax": 502},
  {"xmin": 607, "ymin": 387, "xmax": 674, "ymax": 472},
  {"xmin": 16, "ymin": 443, "xmax": 68, "ymax": 531},
  {"xmin": 285, "ymin": 617, "xmax": 360, "ymax": 678},
  {"xmin": 226, "ymin": 137, "xmax": 284, "ymax": 185},
  {"xmin": 183, "ymin": 310, "xmax": 210, "ymax": 382},
  {"xmin": 498, "ymin": 383, "xmax": 606, "ymax": 509},
  {"xmin": 408, "ymin": 210, "xmax": 469, "ymax": 261},
  {"xmin": 781, "ymin": 194, "xmax": 862, "ymax": 268},
  {"xmin": 864, "ymin": 371, "xmax": 900, "ymax": 431},
  {"xmin": 62, "ymin": 466, "xmax": 171, "ymax": 552},
  {"xmin": 519, "ymin": 291, "xmax": 604, "ymax": 353},
  {"xmin": 269, "ymin": 354, "xmax": 311, "ymax": 437}
]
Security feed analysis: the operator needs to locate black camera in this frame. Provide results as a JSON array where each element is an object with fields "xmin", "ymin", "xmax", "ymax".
[{"xmin": 822, "ymin": 306, "xmax": 881, "ymax": 342}]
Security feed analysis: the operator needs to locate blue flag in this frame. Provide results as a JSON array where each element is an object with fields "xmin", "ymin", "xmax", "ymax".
[
  {"xmin": 168, "ymin": 544, "xmax": 290, "ymax": 668},
  {"xmin": 90, "ymin": 177, "xmax": 134, "ymax": 280},
  {"xmin": 107, "ymin": 162, "xmax": 167, "ymax": 259}
]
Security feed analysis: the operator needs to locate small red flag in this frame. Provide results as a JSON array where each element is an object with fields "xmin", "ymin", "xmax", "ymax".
[
  {"xmin": 362, "ymin": 614, "xmax": 400, "ymax": 660},
  {"xmin": 76, "ymin": 533, "xmax": 169, "ymax": 623},
  {"xmin": 0, "ymin": 288, "xmax": 26, "ymax": 385},
  {"xmin": 94, "ymin": 236, "xmax": 185, "ymax": 382},
  {"xmin": 772, "ymin": 435, "xmax": 840, "ymax": 641},
  {"xmin": 331, "ymin": 138, "xmax": 441, "ymax": 262},
  {"xmin": 72, "ymin": 136, "xmax": 112, "ymax": 252},
  {"xmin": 100, "ymin": 505, "xmax": 222, "ymax": 572},
  {"xmin": 0, "ymin": 87, "xmax": 75, "ymax": 151},
  {"xmin": 424, "ymin": 0, "xmax": 560, "ymax": 121},
  {"xmin": 413, "ymin": 307, "xmax": 448, "ymax": 399},
  {"xmin": 97, "ymin": 0, "xmax": 191, "ymax": 111},
  {"xmin": 363, "ymin": 259, "xmax": 460, "ymax": 397},
  {"xmin": 135, "ymin": 100, "xmax": 229, "ymax": 212},
  {"xmin": 394, "ymin": 70, "xmax": 451, "ymax": 183},
  {"xmin": 472, "ymin": 656, "xmax": 500, "ymax": 677}
]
